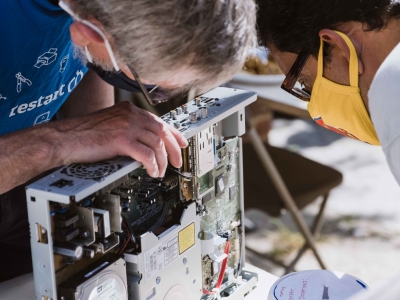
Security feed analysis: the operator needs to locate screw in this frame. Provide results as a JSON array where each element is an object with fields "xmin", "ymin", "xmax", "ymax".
[
  {"xmin": 156, "ymin": 276, "xmax": 161, "ymax": 284},
  {"xmin": 183, "ymin": 257, "xmax": 187, "ymax": 265}
]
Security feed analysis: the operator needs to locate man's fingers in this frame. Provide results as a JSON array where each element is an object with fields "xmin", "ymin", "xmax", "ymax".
[
  {"xmin": 141, "ymin": 117, "xmax": 183, "ymax": 168},
  {"xmin": 123, "ymin": 140, "xmax": 159, "ymax": 177},
  {"xmin": 137, "ymin": 109, "xmax": 188, "ymax": 148},
  {"xmin": 166, "ymin": 123, "xmax": 189, "ymax": 148},
  {"xmin": 137, "ymin": 131, "xmax": 168, "ymax": 177}
]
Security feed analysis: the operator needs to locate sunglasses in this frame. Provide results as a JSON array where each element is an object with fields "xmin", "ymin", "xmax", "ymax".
[{"xmin": 281, "ymin": 49, "xmax": 312, "ymax": 102}]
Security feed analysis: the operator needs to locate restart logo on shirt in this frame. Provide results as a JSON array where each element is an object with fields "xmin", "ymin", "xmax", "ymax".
[{"xmin": 0, "ymin": 0, "xmax": 88, "ymax": 135}]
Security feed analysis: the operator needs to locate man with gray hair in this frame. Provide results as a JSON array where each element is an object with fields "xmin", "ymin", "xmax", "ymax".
[{"xmin": 0, "ymin": 0, "xmax": 256, "ymax": 281}]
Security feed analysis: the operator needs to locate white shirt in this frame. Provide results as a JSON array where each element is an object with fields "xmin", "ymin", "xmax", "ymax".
[{"xmin": 369, "ymin": 42, "xmax": 400, "ymax": 185}]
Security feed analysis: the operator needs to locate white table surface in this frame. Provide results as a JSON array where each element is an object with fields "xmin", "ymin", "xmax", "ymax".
[
  {"xmin": 229, "ymin": 82, "xmax": 309, "ymax": 119},
  {"xmin": 0, "ymin": 264, "xmax": 278, "ymax": 300}
]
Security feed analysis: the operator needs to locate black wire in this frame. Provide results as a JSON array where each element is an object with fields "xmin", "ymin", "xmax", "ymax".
[
  {"xmin": 121, "ymin": 215, "xmax": 137, "ymax": 245},
  {"xmin": 167, "ymin": 166, "xmax": 192, "ymax": 179},
  {"xmin": 148, "ymin": 202, "xmax": 168, "ymax": 232}
]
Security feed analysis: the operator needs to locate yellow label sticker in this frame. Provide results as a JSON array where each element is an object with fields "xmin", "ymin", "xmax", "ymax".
[{"xmin": 178, "ymin": 223, "xmax": 195, "ymax": 254}]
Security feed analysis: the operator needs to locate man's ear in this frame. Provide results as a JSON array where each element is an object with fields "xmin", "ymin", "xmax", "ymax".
[
  {"xmin": 319, "ymin": 29, "xmax": 364, "ymax": 75},
  {"xmin": 69, "ymin": 21, "xmax": 104, "ymax": 47}
]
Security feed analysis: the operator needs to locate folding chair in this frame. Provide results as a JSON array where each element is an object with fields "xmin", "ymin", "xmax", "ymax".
[{"xmin": 243, "ymin": 124, "xmax": 343, "ymax": 274}]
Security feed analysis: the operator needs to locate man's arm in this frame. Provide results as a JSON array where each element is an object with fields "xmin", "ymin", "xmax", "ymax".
[
  {"xmin": 60, "ymin": 69, "xmax": 114, "ymax": 118},
  {"xmin": 0, "ymin": 102, "xmax": 187, "ymax": 194}
]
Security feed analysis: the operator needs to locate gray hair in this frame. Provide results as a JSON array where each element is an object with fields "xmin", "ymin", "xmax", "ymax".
[{"xmin": 71, "ymin": 0, "xmax": 257, "ymax": 94}]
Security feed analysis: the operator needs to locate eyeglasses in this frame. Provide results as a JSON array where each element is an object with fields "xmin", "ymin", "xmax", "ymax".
[
  {"xmin": 281, "ymin": 49, "xmax": 312, "ymax": 102},
  {"xmin": 127, "ymin": 66, "xmax": 170, "ymax": 106}
]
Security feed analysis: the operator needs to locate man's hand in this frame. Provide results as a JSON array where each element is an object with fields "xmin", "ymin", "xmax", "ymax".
[
  {"xmin": 57, "ymin": 101, "xmax": 188, "ymax": 178},
  {"xmin": 0, "ymin": 102, "xmax": 187, "ymax": 194}
]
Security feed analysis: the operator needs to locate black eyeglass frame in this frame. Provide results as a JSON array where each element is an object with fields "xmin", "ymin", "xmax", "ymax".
[{"xmin": 280, "ymin": 49, "xmax": 312, "ymax": 102}]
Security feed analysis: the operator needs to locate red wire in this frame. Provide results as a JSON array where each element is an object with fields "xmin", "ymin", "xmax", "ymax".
[
  {"xmin": 202, "ymin": 240, "xmax": 231, "ymax": 295},
  {"xmin": 119, "ymin": 222, "xmax": 130, "ymax": 254},
  {"xmin": 216, "ymin": 241, "xmax": 230, "ymax": 288}
]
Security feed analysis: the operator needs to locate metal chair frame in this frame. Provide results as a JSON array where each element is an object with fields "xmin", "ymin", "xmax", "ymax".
[{"xmin": 245, "ymin": 108, "xmax": 329, "ymax": 273}]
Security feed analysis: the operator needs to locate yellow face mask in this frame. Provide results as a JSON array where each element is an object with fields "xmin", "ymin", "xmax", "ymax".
[{"xmin": 308, "ymin": 31, "xmax": 380, "ymax": 146}]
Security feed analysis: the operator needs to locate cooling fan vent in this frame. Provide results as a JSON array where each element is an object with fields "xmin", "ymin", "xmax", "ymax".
[{"xmin": 61, "ymin": 162, "xmax": 122, "ymax": 181}]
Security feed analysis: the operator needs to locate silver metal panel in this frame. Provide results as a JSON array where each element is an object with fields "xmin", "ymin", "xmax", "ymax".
[
  {"xmin": 164, "ymin": 87, "xmax": 256, "ymax": 139},
  {"xmin": 125, "ymin": 203, "xmax": 202, "ymax": 300},
  {"xmin": 26, "ymin": 190, "xmax": 57, "ymax": 300},
  {"xmin": 26, "ymin": 87, "xmax": 256, "ymax": 204},
  {"xmin": 25, "ymin": 87, "xmax": 257, "ymax": 300},
  {"xmin": 222, "ymin": 108, "xmax": 246, "ymax": 137}
]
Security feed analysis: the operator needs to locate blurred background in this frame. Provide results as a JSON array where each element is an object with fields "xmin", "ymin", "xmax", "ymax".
[{"xmin": 116, "ymin": 47, "xmax": 400, "ymax": 286}]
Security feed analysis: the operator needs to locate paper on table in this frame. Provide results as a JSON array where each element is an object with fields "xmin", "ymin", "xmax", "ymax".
[{"xmin": 268, "ymin": 270, "xmax": 367, "ymax": 300}]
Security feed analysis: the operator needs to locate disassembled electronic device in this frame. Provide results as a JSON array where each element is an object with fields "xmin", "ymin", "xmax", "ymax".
[{"xmin": 26, "ymin": 87, "xmax": 258, "ymax": 300}]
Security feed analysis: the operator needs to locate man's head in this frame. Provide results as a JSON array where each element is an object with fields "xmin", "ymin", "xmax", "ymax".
[
  {"xmin": 257, "ymin": 0, "xmax": 400, "ymax": 108},
  {"xmin": 67, "ymin": 0, "xmax": 257, "ymax": 95}
]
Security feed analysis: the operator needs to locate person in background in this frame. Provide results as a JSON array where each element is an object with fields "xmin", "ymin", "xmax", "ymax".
[
  {"xmin": 256, "ymin": 0, "xmax": 400, "ymax": 183},
  {"xmin": 0, "ymin": 0, "xmax": 257, "ymax": 281}
]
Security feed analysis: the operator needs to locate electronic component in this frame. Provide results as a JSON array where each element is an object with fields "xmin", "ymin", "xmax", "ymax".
[
  {"xmin": 26, "ymin": 87, "xmax": 257, "ymax": 300},
  {"xmin": 54, "ymin": 212, "xmax": 78, "ymax": 228},
  {"xmin": 92, "ymin": 208, "xmax": 111, "ymax": 238},
  {"xmin": 200, "ymin": 106, "xmax": 208, "ymax": 119},
  {"xmin": 58, "ymin": 254, "xmax": 127, "ymax": 300},
  {"xmin": 215, "ymin": 173, "xmax": 227, "ymax": 197},
  {"xmin": 190, "ymin": 111, "xmax": 198, "ymax": 124},
  {"xmin": 229, "ymin": 185, "xmax": 237, "ymax": 200},
  {"xmin": 53, "ymin": 243, "xmax": 83, "ymax": 260}
]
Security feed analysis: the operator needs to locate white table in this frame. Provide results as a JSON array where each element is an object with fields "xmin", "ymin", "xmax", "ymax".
[
  {"xmin": 229, "ymin": 82, "xmax": 309, "ymax": 119},
  {"xmin": 0, "ymin": 264, "xmax": 278, "ymax": 300}
]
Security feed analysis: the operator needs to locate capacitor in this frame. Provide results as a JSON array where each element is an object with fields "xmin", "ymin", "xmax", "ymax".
[
  {"xmin": 137, "ymin": 189, "xmax": 150, "ymax": 195},
  {"xmin": 83, "ymin": 247, "xmax": 95, "ymax": 259},
  {"xmin": 56, "ymin": 208, "xmax": 68, "ymax": 214},
  {"xmin": 54, "ymin": 243, "xmax": 83, "ymax": 260},
  {"xmin": 190, "ymin": 112, "xmax": 198, "ymax": 124},
  {"xmin": 195, "ymin": 97, "xmax": 201, "ymax": 106},
  {"xmin": 82, "ymin": 198, "xmax": 91, "ymax": 207},
  {"xmin": 121, "ymin": 197, "xmax": 131, "ymax": 204},
  {"xmin": 176, "ymin": 107, "xmax": 182, "ymax": 115},
  {"xmin": 200, "ymin": 107, "xmax": 208, "ymax": 119},
  {"xmin": 120, "ymin": 188, "xmax": 132, "ymax": 194},
  {"xmin": 170, "ymin": 110, "xmax": 177, "ymax": 120},
  {"xmin": 173, "ymin": 121, "xmax": 181, "ymax": 129},
  {"xmin": 182, "ymin": 104, "xmax": 188, "ymax": 114}
]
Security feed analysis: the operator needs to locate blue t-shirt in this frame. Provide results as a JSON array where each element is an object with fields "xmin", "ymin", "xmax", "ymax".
[{"xmin": 0, "ymin": 0, "xmax": 87, "ymax": 136}]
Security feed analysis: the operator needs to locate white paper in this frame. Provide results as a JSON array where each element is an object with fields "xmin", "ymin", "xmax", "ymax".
[{"xmin": 269, "ymin": 270, "xmax": 367, "ymax": 300}]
